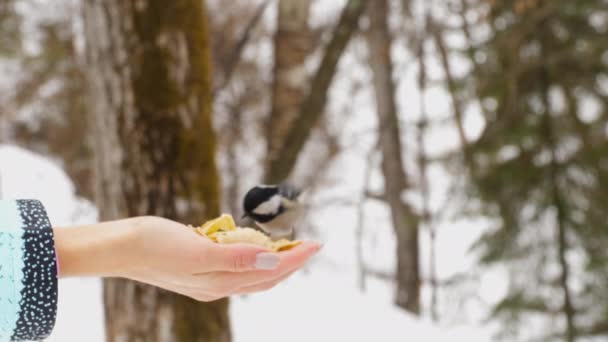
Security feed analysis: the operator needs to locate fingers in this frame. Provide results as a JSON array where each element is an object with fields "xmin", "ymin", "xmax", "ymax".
[
  {"xmin": 199, "ymin": 240, "xmax": 320, "ymax": 273},
  {"xmin": 203, "ymin": 241, "xmax": 321, "ymax": 294},
  {"xmin": 199, "ymin": 243, "xmax": 280, "ymax": 273},
  {"xmin": 236, "ymin": 269, "xmax": 299, "ymax": 295}
]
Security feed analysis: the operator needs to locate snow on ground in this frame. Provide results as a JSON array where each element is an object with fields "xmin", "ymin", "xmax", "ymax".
[
  {"xmin": 0, "ymin": 144, "xmax": 494, "ymax": 341},
  {"xmin": 231, "ymin": 268, "xmax": 490, "ymax": 342}
]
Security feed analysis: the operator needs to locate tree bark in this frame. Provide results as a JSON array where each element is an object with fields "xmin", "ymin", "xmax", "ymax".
[
  {"xmin": 266, "ymin": 0, "xmax": 312, "ymax": 170},
  {"xmin": 356, "ymin": 145, "xmax": 377, "ymax": 292},
  {"xmin": 415, "ymin": 14, "xmax": 436, "ymax": 320},
  {"xmin": 540, "ymin": 71, "xmax": 576, "ymax": 342},
  {"xmin": 265, "ymin": 0, "xmax": 367, "ymax": 183},
  {"xmin": 458, "ymin": 0, "xmax": 489, "ymax": 122},
  {"xmin": 83, "ymin": 1, "xmax": 229, "ymax": 341},
  {"xmin": 366, "ymin": 0, "xmax": 420, "ymax": 314},
  {"xmin": 431, "ymin": 19, "xmax": 471, "ymax": 166},
  {"xmin": 213, "ymin": 0, "xmax": 270, "ymax": 96}
]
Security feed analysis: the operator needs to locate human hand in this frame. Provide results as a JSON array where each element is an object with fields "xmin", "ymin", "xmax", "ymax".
[{"xmin": 54, "ymin": 216, "xmax": 321, "ymax": 301}]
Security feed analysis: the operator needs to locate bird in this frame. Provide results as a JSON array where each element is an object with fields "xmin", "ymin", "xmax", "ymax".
[{"xmin": 242, "ymin": 183, "xmax": 304, "ymax": 239}]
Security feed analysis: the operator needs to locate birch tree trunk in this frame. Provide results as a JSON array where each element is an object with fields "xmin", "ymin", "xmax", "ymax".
[
  {"xmin": 266, "ymin": 0, "xmax": 312, "ymax": 168},
  {"xmin": 366, "ymin": 0, "xmax": 420, "ymax": 314},
  {"xmin": 82, "ymin": 1, "xmax": 229, "ymax": 341},
  {"xmin": 265, "ymin": 0, "xmax": 366, "ymax": 183}
]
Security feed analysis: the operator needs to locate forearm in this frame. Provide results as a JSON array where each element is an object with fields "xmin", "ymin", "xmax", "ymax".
[{"xmin": 53, "ymin": 218, "xmax": 137, "ymax": 278}]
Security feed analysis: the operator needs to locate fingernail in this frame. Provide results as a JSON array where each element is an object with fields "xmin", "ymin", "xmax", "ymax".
[{"xmin": 255, "ymin": 253, "xmax": 280, "ymax": 270}]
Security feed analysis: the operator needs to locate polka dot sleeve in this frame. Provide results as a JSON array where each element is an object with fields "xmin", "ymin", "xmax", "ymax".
[{"xmin": 0, "ymin": 200, "xmax": 58, "ymax": 341}]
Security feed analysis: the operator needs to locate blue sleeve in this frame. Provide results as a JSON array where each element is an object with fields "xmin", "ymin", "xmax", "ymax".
[{"xmin": 0, "ymin": 200, "xmax": 58, "ymax": 341}]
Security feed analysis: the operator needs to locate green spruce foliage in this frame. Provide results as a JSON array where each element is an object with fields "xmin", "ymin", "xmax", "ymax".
[{"xmin": 462, "ymin": 0, "xmax": 608, "ymax": 340}]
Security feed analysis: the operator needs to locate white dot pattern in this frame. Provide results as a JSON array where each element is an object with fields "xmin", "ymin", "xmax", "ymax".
[{"xmin": 11, "ymin": 200, "xmax": 58, "ymax": 341}]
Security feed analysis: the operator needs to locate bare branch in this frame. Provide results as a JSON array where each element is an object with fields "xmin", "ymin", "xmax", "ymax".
[
  {"xmin": 356, "ymin": 145, "xmax": 377, "ymax": 291},
  {"xmin": 365, "ymin": 268, "xmax": 394, "ymax": 282},
  {"xmin": 213, "ymin": 0, "xmax": 271, "ymax": 96},
  {"xmin": 364, "ymin": 190, "xmax": 386, "ymax": 202},
  {"xmin": 416, "ymin": 10, "xmax": 437, "ymax": 322}
]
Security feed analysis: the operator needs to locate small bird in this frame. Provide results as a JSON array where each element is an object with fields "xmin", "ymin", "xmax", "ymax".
[{"xmin": 242, "ymin": 183, "xmax": 304, "ymax": 239}]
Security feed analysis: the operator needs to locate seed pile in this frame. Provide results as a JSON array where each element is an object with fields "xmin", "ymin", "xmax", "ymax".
[{"xmin": 194, "ymin": 214, "xmax": 302, "ymax": 252}]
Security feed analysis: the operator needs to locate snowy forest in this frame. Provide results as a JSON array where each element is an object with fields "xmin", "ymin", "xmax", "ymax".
[{"xmin": 1, "ymin": 0, "xmax": 607, "ymax": 341}]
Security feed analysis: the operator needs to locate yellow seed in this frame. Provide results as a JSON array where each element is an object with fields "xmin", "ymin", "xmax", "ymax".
[
  {"xmin": 215, "ymin": 228, "xmax": 271, "ymax": 247},
  {"xmin": 271, "ymin": 239, "xmax": 303, "ymax": 252},
  {"xmin": 196, "ymin": 214, "xmax": 302, "ymax": 252},
  {"xmin": 200, "ymin": 213, "xmax": 236, "ymax": 235},
  {"xmin": 194, "ymin": 227, "xmax": 206, "ymax": 237}
]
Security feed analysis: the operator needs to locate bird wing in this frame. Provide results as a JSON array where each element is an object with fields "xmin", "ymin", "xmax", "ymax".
[
  {"xmin": 278, "ymin": 183, "xmax": 302, "ymax": 200},
  {"xmin": 280, "ymin": 197, "xmax": 299, "ymax": 209},
  {"xmin": 257, "ymin": 205, "xmax": 304, "ymax": 238}
]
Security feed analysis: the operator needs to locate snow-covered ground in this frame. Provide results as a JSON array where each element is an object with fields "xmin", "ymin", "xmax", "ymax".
[
  {"xmin": 231, "ymin": 269, "xmax": 489, "ymax": 342},
  {"xmin": 0, "ymin": 144, "xmax": 495, "ymax": 341}
]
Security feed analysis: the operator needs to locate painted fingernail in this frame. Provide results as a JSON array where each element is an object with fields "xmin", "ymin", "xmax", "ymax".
[{"xmin": 255, "ymin": 253, "xmax": 280, "ymax": 270}]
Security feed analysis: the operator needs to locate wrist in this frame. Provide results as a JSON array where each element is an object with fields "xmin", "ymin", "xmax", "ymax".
[{"xmin": 53, "ymin": 218, "xmax": 138, "ymax": 278}]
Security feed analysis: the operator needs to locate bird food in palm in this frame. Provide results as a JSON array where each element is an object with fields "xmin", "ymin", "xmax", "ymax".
[{"xmin": 194, "ymin": 214, "xmax": 302, "ymax": 252}]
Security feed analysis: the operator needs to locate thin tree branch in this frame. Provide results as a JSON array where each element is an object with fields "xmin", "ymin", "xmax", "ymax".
[
  {"xmin": 356, "ymin": 144, "xmax": 377, "ymax": 291},
  {"xmin": 416, "ymin": 11, "xmax": 437, "ymax": 322},
  {"xmin": 364, "ymin": 190, "xmax": 386, "ymax": 202},
  {"xmin": 458, "ymin": 0, "xmax": 489, "ymax": 122},
  {"xmin": 430, "ymin": 17, "xmax": 471, "ymax": 166},
  {"xmin": 213, "ymin": 0, "xmax": 271, "ymax": 96},
  {"xmin": 540, "ymin": 67, "xmax": 576, "ymax": 342},
  {"xmin": 365, "ymin": 268, "xmax": 394, "ymax": 282}
]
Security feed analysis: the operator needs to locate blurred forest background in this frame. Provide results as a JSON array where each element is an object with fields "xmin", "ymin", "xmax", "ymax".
[{"xmin": 1, "ymin": 0, "xmax": 608, "ymax": 341}]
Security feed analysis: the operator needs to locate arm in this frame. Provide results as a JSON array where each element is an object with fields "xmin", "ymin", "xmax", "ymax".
[
  {"xmin": 53, "ymin": 216, "xmax": 320, "ymax": 302},
  {"xmin": 1, "ymin": 203, "xmax": 319, "ymax": 341},
  {"xmin": 53, "ymin": 218, "xmax": 137, "ymax": 278}
]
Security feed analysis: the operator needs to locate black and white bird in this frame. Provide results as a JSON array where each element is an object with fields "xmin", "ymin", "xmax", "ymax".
[{"xmin": 242, "ymin": 183, "xmax": 304, "ymax": 238}]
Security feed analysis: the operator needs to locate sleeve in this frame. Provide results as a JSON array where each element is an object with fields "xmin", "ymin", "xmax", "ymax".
[{"xmin": 0, "ymin": 200, "xmax": 58, "ymax": 341}]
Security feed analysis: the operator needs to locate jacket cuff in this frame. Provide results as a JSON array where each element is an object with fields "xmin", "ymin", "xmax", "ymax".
[{"xmin": 0, "ymin": 199, "xmax": 58, "ymax": 341}]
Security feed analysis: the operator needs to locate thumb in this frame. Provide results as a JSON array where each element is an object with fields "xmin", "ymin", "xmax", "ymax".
[{"xmin": 205, "ymin": 243, "xmax": 280, "ymax": 272}]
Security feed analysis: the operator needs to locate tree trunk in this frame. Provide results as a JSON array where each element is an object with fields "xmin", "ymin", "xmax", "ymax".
[
  {"xmin": 83, "ymin": 1, "xmax": 229, "ymax": 341},
  {"xmin": 366, "ymin": 0, "xmax": 420, "ymax": 314},
  {"xmin": 266, "ymin": 0, "xmax": 312, "ymax": 169},
  {"xmin": 431, "ymin": 19, "xmax": 470, "ymax": 166},
  {"xmin": 265, "ymin": 0, "xmax": 367, "ymax": 183},
  {"xmin": 415, "ymin": 14, "xmax": 436, "ymax": 320},
  {"xmin": 540, "ymin": 70, "xmax": 576, "ymax": 342}
]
